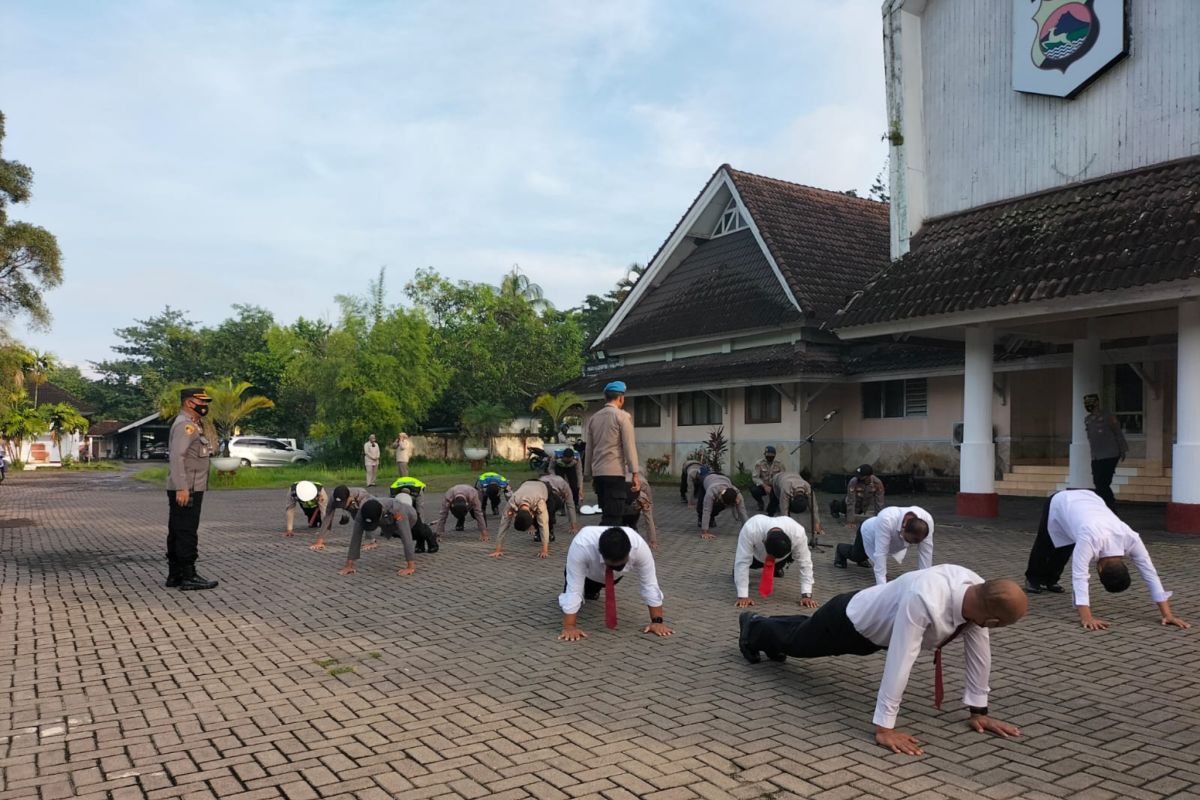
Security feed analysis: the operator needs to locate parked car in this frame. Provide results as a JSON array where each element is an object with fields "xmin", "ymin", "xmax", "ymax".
[
  {"xmin": 139, "ymin": 442, "xmax": 169, "ymax": 460},
  {"xmin": 227, "ymin": 436, "xmax": 312, "ymax": 467}
]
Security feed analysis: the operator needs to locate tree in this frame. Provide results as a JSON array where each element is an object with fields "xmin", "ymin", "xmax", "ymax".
[
  {"xmin": 869, "ymin": 156, "xmax": 890, "ymax": 203},
  {"xmin": 460, "ymin": 401, "xmax": 513, "ymax": 453},
  {"xmin": 40, "ymin": 401, "xmax": 87, "ymax": 461},
  {"xmin": 499, "ymin": 265, "xmax": 551, "ymax": 313},
  {"xmin": 0, "ymin": 112, "xmax": 63, "ymax": 328},
  {"xmin": 0, "ymin": 399, "xmax": 46, "ymax": 462},
  {"xmin": 157, "ymin": 378, "xmax": 275, "ymax": 457},
  {"xmin": 23, "ymin": 348, "xmax": 55, "ymax": 406},
  {"xmin": 530, "ymin": 391, "xmax": 583, "ymax": 437}
]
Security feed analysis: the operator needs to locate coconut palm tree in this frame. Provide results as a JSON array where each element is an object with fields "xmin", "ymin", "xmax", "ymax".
[
  {"xmin": 41, "ymin": 402, "xmax": 88, "ymax": 462},
  {"xmin": 499, "ymin": 265, "xmax": 552, "ymax": 312},
  {"xmin": 530, "ymin": 391, "xmax": 583, "ymax": 439},
  {"xmin": 24, "ymin": 349, "xmax": 56, "ymax": 406},
  {"xmin": 157, "ymin": 378, "xmax": 275, "ymax": 457}
]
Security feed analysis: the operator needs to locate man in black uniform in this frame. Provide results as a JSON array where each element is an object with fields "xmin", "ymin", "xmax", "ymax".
[{"xmin": 166, "ymin": 387, "xmax": 219, "ymax": 590}]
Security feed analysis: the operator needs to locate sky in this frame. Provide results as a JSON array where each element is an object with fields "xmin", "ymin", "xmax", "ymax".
[{"xmin": 1, "ymin": 0, "xmax": 888, "ymax": 369}]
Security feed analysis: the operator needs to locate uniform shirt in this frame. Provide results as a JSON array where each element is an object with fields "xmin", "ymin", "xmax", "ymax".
[
  {"xmin": 1047, "ymin": 489, "xmax": 1171, "ymax": 607},
  {"xmin": 846, "ymin": 564, "xmax": 991, "ymax": 729},
  {"xmin": 286, "ymin": 484, "xmax": 330, "ymax": 530},
  {"xmin": 700, "ymin": 473, "xmax": 748, "ymax": 528},
  {"xmin": 363, "ymin": 440, "xmax": 380, "ymax": 465},
  {"xmin": 583, "ymin": 403, "xmax": 640, "ymax": 478},
  {"xmin": 559, "ymin": 526, "xmax": 663, "ymax": 615},
  {"xmin": 436, "ymin": 484, "xmax": 486, "ymax": 536},
  {"xmin": 378, "ymin": 498, "xmax": 418, "ymax": 562},
  {"xmin": 733, "ymin": 515, "xmax": 813, "ymax": 598},
  {"xmin": 476, "ymin": 473, "xmax": 510, "ymax": 507},
  {"xmin": 773, "ymin": 472, "xmax": 822, "ymax": 533},
  {"xmin": 539, "ymin": 474, "xmax": 579, "ymax": 529},
  {"xmin": 682, "ymin": 460, "xmax": 704, "ymax": 483},
  {"xmin": 751, "ymin": 458, "xmax": 785, "ymax": 487},
  {"xmin": 495, "ymin": 480, "xmax": 551, "ymax": 549},
  {"xmin": 845, "ymin": 475, "xmax": 885, "ymax": 523},
  {"xmin": 552, "ymin": 456, "xmax": 583, "ymax": 489},
  {"xmin": 622, "ymin": 482, "xmax": 659, "ymax": 545},
  {"xmin": 167, "ymin": 412, "xmax": 211, "ymax": 492},
  {"xmin": 1084, "ymin": 409, "xmax": 1127, "ymax": 461},
  {"xmin": 860, "ymin": 506, "xmax": 935, "ymax": 586},
  {"xmin": 323, "ymin": 487, "xmax": 372, "ymax": 532}
]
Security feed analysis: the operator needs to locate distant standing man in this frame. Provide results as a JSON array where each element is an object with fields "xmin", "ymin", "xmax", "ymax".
[
  {"xmin": 165, "ymin": 387, "xmax": 218, "ymax": 591},
  {"xmin": 748, "ymin": 447, "xmax": 785, "ymax": 512},
  {"xmin": 364, "ymin": 434, "xmax": 381, "ymax": 487},
  {"xmin": 583, "ymin": 381, "xmax": 641, "ymax": 525},
  {"xmin": 1083, "ymin": 393, "xmax": 1127, "ymax": 510},
  {"xmin": 393, "ymin": 432, "xmax": 412, "ymax": 478}
]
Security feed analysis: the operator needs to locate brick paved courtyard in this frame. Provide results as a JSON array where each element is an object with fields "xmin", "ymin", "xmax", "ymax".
[{"xmin": 3, "ymin": 470, "xmax": 1200, "ymax": 800}]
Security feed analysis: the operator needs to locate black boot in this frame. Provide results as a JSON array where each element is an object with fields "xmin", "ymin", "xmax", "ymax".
[
  {"xmin": 426, "ymin": 539, "xmax": 439, "ymax": 554},
  {"xmin": 179, "ymin": 564, "xmax": 218, "ymax": 591},
  {"xmin": 165, "ymin": 561, "xmax": 182, "ymax": 588},
  {"xmin": 414, "ymin": 540, "xmax": 426, "ymax": 553}
]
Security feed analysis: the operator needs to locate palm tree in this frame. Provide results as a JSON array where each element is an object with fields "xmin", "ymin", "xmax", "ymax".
[
  {"xmin": 460, "ymin": 401, "xmax": 513, "ymax": 455},
  {"xmin": 500, "ymin": 265, "xmax": 552, "ymax": 312},
  {"xmin": 0, "ymin": 402, "xmax": 47, "ymax": 463},
  {"xmin": 157, "ymin": 378, "xmax": 274, "ymax": 457},
  {"xmin": 24, "ymin": 349, "xmax": 56, "ymax": 406},
  {"xmin": 530, "ymin": 391, "xmax": 583, "ymax": 439},
  {"xmin": 41, "ymin": 402, "xmax": 88, "ymax": 462}
]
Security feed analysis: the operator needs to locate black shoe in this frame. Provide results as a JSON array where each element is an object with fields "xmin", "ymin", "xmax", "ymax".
[
  {"xmin": 1023, "ymin": 579, "xmax": 1044, "ymax": 594},
  {"xmin": 179, "ymin": 572, "xmax": 218, "ymax": 591},
  {"xmin": 165, "ymin": 574, "xmax": 182, "ymax": 588},
  {"xmin": 1045, "ymin": 583, "xmax": 1064, "ymax": 593},
  {"xmin": 756, "ymin": 504, "xmax": 765, "ymax": 513},
  {"xmin": 738, "ymin": 611, "xmax": 761, "ymax": 664},
  {"xmin": 584, "ymin": 591, "xmax": 600, "ymax": 601},
  {"xmin": 833, "ymin": 557, "xmax": 847, "ymax": 569},
  {"xmin": 773, "ymin": 563, "xmax": 787, "ymax": 578},
  {"xmin": 426, "ymin": 541, "xmax": 439, "ymax": 553},
  {"xmin": 766, "ymin": 652, "xmax": 787, "ymax": 663},
  {"xmin": 855, "ymin": 560, "xmax": 871, "ymax": 568},
  {"xmin": 454, "ymin": 523, "xmax": 465, "ymax": 531},
  {"xmin": 550, "ymin": 531, "xmax": 556, "ymax": 542},
  {"xmin": 414, "ymin": 541, "xmax": 426, "ymax": 553}
]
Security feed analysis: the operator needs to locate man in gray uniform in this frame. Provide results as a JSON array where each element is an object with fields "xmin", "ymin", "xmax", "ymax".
[
  {"xmin": 679, "ymin": 459, "xmax": 705, "ymax": 505},
  {"xmin": 436, "ymin": 483, "xmax": 489, "ymax": 541},
  {"xmin": 698, "ymin": 472, "xmax": 748, "ymax": 539},
  {"xmin": 540, "ymin": 472, "xmax": 579, "ymax": 538},
  {"xmin": 622, "ymin": 480, "xmax": 660, "ymax": 549},
  {"xmin": 1083, "ymin": 393, "xmax": 1127, "ymax": 510},
  {"xmin": 832, "ymin": 464, "xmax": 886, "ymax": 525},
  {"xmin": 165, "ymin": 387, "xmax": 218, "ymax": 590},
  {"xmin": 583, "ymin": 380, "xmax": 641, "ymax": 524},
  {"xmin": 339, "ymin": 497, "xmax": 419, "ymax": 577},
  {"xmin": 748, "ymin": 446, "xmax": 785, "ymax": 512},
  {"xmin": 311, "ymin": 485, "xmax": 373, "ymax": 551},
  {"xmin": 772, "ymin": 471, "xmax": 824, "ymax": 539},
  {"xmin": 490, "ymin": 479, "xmax": 552, "ymax": 559}
]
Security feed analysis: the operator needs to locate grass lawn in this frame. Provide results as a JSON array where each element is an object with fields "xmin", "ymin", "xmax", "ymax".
[{"xmin": 133, "ymin": 460, "xmax": 543, "ymax": 493}]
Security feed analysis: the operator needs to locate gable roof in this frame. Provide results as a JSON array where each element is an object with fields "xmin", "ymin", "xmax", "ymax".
[
  {"xmin": 86, "ymin": 420, "xmax": 122, "ymax": 437},
  {"xmin": 836, "ymin": 155, "xmax": 1200, "ymax": 331},
  {"xmin": 592, "ymin": 165, "xmax": 889, "ymax": 350},
  {"xmin": 32, "ymin": 382, "xmax": 93, "ymax": 415}
]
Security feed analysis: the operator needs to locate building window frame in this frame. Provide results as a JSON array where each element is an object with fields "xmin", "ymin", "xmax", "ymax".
[
  {"xmin": 862, "ymin": 378, "xmax": 927, "ymax": 419},
  {"xmin": 744, "ymin": 385, "xmax": 781, "ymax": 425},
  {"xmin": 632, "ymin": 396, "xmax": 661, "ymax": 428},
  {"xmin": 678, "ymin": 391, "xmax": 723, "ymax": 426}
]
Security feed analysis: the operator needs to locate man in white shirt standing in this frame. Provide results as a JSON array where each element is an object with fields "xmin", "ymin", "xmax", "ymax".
[
  {"xmin": 363, "ymin": 434, "xmax": 381, "ymax": 487},
  {"xmin": 732, "ymin": 516, "xmax": 818, "ymax": 609},
  {"xmin": 558, "ymin": 526, "xmax": 672, "ymax": 642},
  {"xmin": 739, "ymin": 564, "xmax": 1027, "ymax": 756},
  {"xmin": 834, "ymin": 505, "xmax": 934, "ymax": 585},
  {"xmin": 1024, "ymin": 489, "xmax": 1190, "ymax": 631}
]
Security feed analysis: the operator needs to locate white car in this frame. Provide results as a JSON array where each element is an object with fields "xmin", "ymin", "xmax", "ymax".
[{"xmin": 227, "ymin": 436, "xmax": 312, "ymax": 467}]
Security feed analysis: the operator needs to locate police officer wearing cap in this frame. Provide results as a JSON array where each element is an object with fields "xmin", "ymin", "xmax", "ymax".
[
  {"xmin": 166, "ymin": 387, "xmax": 218, "ymax": 590},
  {"xmin": 583, "ymin": 380, "xmax": 641, "ymax": 525}
]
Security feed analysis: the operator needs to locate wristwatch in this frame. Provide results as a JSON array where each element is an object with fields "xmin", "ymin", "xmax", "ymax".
[
  {"xmin": 651, "ymin": 616, "xmax": 664, "ymax": 625},
  {"xmin": 968, "ymin": 706, "xmax": 988, "ymax": 716},
  {"xmin": 801, "ymin": 593, "xmax": 812, "ymax": 599}
]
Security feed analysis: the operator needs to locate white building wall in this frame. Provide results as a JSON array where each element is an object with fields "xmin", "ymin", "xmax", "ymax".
[{"xmin": 911, "ymin": 0, "xmax": 1200, "ymax": 220}]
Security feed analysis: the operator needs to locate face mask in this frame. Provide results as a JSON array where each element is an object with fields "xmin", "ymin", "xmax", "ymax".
[
  {"xmin": 765, "ymin": 456, "xmax": 774, "ymax": 462},
  {"xmin": 195, "ymin": 404, "xmax": 209, "ymax": 417}
]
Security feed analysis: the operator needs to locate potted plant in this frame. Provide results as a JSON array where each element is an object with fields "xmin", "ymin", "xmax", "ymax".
[
  {"xmin": 158, "ymin": 379, "xmax": 275, "ymax": 473},
  {"xmin": 460, "ymin": 401, "xmax": 512, "ymax": 469}
]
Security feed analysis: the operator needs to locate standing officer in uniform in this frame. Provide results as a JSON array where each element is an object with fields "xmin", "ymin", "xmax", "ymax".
[
  {"xmin": 1083, "ymin": 393, "xmax": 1127, "ymax": 510},
  {"xmin": 748, "ymin": 446, "xmax": 785, "ymax": 512},
  {"xmin": 363, "ymin": 434, "xmax": 381, "ymax": 487},
  {"xmin": 166, "ymin": 387, "xmax": 218, "ymax": 591},
  {"xmin": 583, "ymin": 380, "xmax": 641, "ymax": 525}
]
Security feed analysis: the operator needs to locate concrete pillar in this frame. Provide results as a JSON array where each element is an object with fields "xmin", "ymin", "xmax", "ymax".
[
  {"xmin": 1169, "ymin": 301, "xmax": 1200, "ymax": 533},
  {"xmin": 958, "ymin": 326, "xmax": 998, "ymax": 516},
  {"xmin": 1142, "ymin": 363, "xmax": 1164, "ymax": 476},
  {"xmin": 1068, "ymin": 330, "xmax": 1101, "ymax": 489}
]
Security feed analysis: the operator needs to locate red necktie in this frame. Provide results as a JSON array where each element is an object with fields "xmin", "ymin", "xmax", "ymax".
[
  {"xmin": 758, "ymin": 556, "xmax": 776, "ymax": 598},
  {"xmin": 933, "ymin": 623, "xmax": 968, "ymax": 708},
  {"xmin": 604, "ymin": 566, "xmax": 617, "ymax": 629}
]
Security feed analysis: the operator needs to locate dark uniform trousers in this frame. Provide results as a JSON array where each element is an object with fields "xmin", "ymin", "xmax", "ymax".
[
  {"xmin": 483, "ymin": 485, "xmax": 504, "ymax": 517},
  {"xmin": 166, "ymin": 491, "xmax": 204, "ymax": 569},
  {"xmin": 564, "ymin": 568, "xmax": 623, "ymax": 600},
  {"xmin": 593, "ymin": 476, "xmax": 628, "ymax": 526},
  {"xmin": 1025, "ymin": 492, "xmax": 1077, "ymax": 587},
  {"xmin": 546, "ymin": 491, "xmax": 563, "ymax": 535},
  {"xmin": 749, "ymin": 484, "xmax": 771, "ymax": 511},
  {"xmin": 835, "ymin": 527, "xmax": 870, "ymax": 565},
  {"xmin": 744, "ymin": 591, "xmax": 882, "ymax": 658},
  {"xmin": 694, "ymin": 484, "xmax": 721, "ymax": 528},
  {"xmin": 1091, "ymin": 457, "xmax": 1120, "ymax": 510},
  {"xmin": 554, "ymin": 464, "xmax": 582, "ymax": 508}
]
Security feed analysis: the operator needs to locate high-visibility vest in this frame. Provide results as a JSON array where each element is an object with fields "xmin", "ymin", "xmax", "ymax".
[
  {"xmin": 477, "ymin": 472, "xmax": 508, "ymax": 486},
  {"xmin": 390, "ymin": 476, "xmax": 427, "ymax": 493},
  {"xmin": 292, "ymin": 482, "xmax": 323, "ymax": 510}
]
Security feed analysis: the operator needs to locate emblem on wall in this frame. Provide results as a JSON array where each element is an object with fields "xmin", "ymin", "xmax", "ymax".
[{"xmin": 1012, "ymin": 0, "xmax": 1129, "ymax": 99}]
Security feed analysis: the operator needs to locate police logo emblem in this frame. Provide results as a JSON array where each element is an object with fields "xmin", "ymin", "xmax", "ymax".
[{"xmin": 1012, "ymin": 0, "xmax": 1128, "ymax": 99}]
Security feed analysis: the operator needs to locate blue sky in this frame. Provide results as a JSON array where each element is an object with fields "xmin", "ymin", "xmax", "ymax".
[{"xmin": 2, "ymin": 0, "xmax": 887, "ymax": 368}]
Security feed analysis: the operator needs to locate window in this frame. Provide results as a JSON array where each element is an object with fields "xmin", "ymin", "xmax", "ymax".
[
  {"xmin": 744, "ymin": 386, "xmax": 781, "ymax": 424},
  {"xmin": 711, "ymin": 197, "xmax": 748, "ymax": 237},
  {"xmin": 862, "ymin": 379, "xmax": 927, "ymax": 419},
  {"xmin": 1111, "ymin": 364, "xmax": 1144, "ymax": 434},
  {"xmin": 632, "ymin": 396, "xmax": 661, "ymax": 428},
  {"xmin": 678, "ymin": 391, "xmax": 723, "ymax": 426}
]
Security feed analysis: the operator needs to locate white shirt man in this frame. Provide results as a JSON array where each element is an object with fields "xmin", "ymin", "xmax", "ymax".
[
  {"xmin": 860, "ymin": 506, "xmax": 935, "ymax": 585},
  {"xmin": 732, "ymin": 515, "xmax": 815, "ymax": 608},
  {"xmin": 558, "ymin": 526, "xmax": 670, "ymax": 641}
]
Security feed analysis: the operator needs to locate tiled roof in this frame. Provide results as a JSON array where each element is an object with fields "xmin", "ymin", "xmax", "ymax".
[
  {"xmin": 837, "ymin": 156, "xmax": 1200, "ymax": 329},
  {"xmin": 32, "ymin": 382, "xmax": 93, "ymax": 414},
  {"xmin": 726, "ymin": 168, "xmax": 891, "ymax": 324},
  {"xmin": 603, "ymin": 230, "xmax": 798, "ymax": 349},
  {"xmin": 86, "ymin": 420, "xmax": 122, "ymax": 437}
]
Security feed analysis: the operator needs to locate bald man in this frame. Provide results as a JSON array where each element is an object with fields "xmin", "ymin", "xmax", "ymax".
[{"xmin": 739, "ymin": 564, "xmax": 1027, "ymax": 756}]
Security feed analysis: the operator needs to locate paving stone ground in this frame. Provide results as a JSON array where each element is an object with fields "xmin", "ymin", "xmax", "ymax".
[{"xmin": 2, "ymin": 469, "xmax": 1200, "ymax": 800}]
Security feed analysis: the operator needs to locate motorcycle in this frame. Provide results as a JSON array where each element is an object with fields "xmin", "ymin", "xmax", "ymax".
[{"xmin": 527, "ymin": 446, "xmax": 551, "ymax": 473}]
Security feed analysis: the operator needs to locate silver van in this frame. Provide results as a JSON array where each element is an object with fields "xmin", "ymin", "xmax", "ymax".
[{"xmin": 227, "ymin": 437, "xmax": 312, "ymax": 467}]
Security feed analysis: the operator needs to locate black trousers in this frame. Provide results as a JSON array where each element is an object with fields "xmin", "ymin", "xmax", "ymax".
[
  {"xmin": 166, "ymin": 491, "xmax": 204, "ymax": 569},
  {"xmin": 749, "ymin": 484, "xmax": 771, "ymax": 511},
  {"xmin": 593, "ymin": 476, "xmax": 629, "ymax": 525},
  {"xmin": 744, "ymin": 591, "xmax": 882, "ymax": 658},
  {"xmin": 304, "ymin": 507, "xmax": 323, "ymax": 528},
  {"xmin": 483, "ymin": 486, "xmax": 503, "ymax": 516},
  {"xmin": 1025, "ymin": 494, "xmax": 1075, "ymax": 586},
  {"xmin": 1091, "ymin": 457, "xmax": 1119, "ymax": 510},
  {"xmin": 564, "ymin": 569, "xmax": 622, "ymax": 599},
  {"xmin": 556, "ymin": 467, "xmax": 582, "ymax": 508},
  {"xmin": 546, "ymin": 491, "xmax": 563, "ymax": 534},
  {"xmin": 679, "ymin": 470, "xmax": 691, "ymax": 502},
  {"xmin": 450, "ymin": 507, "xmax": 467, "ymax": 529},
  {"xmin": 622, "ymin": 511, "xmax": 641, "ymax": 532},
  {"xmin": 835, "ymin": 528, "xmax": 869, "ymax": 564}
]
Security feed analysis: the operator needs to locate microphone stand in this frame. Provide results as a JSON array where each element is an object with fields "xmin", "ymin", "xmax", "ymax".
[{"xmin": 790, "ymin": 410, "xmax": 840, "ymax": 552}]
